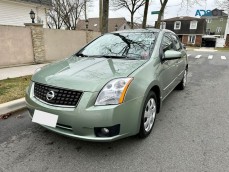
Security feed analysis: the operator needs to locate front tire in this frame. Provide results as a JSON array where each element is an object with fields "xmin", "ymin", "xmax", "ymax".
[
  {"xmin": 139, "ymin": 91, "xmax": 157, "ymax": 138},
  {"xmin": 176, "ymin": 69, "xmax": 187, "ymax": 90}
]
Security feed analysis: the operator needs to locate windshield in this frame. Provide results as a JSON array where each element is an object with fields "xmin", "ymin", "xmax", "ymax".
[{"xmin": 78, "ymin": 32, "xmax": 157, "ymax": 60}]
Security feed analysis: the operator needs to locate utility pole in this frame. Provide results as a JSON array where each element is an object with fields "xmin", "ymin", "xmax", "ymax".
[
  {"xmin": 101, "ymin": 0, "xmax": 109, "ymax": 34},
  {"xmin": 84, "ymin": 0, "xmax": 87, "ymax": 20},
  {"xmin": 99, "ymin": 0, "xmax": 103, "ymax": 32}
]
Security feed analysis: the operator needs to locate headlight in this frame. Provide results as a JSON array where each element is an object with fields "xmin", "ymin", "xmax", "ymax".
[{"xmin": 95, "ymin": 78, "xmax": 133, "ymax": 105}]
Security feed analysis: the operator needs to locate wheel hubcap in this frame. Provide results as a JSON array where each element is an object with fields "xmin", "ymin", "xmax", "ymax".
[{"xmin": 144, "ymin": 98, "xmax": 156, "ymax": 132}]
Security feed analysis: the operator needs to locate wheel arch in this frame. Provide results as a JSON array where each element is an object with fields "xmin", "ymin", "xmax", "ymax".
[
  {"xmin": 136, "ymin": 83, "xmax": 162, "ymax": 136},
  {"xmin": 136, "ymin": 80, "xmax": 162, "ymax": 134},
  {"xmin": 150, "ymin": 85, "xmax": 161, "ymax": 113}
]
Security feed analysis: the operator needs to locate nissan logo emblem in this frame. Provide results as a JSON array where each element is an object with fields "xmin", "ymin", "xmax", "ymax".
[{"xmin": 46, "ymin": 91, "xmax": 55, "ymax": 101}]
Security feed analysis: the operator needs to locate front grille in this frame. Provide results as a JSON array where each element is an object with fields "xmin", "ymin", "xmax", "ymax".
[{"xmin": 34, "ymin": 83, "xmax": 83, "ymax": 107}]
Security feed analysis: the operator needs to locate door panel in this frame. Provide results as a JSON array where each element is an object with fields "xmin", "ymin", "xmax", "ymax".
[
  {"xmin": 159, "ymin": 33, "xmax": 179, "ymax": 99},
  {"xmin": 160, "ymin": 59, "xmax": 178, "ymax": 99},
  {"xmin": 171, "ymin": 34, "xmax": 187, "ymax": 84}
]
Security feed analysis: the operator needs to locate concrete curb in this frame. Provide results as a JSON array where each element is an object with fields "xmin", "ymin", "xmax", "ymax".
[
  {"xmin": 0, "ymin": 98, "xmax": 26, "ymax": 115},
  {"xmin": 186, "ymin": 48, "xmax": 195, "ymax": 51}
]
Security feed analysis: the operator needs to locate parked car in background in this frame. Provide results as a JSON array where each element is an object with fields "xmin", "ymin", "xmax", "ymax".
[{"xmin": 26, "ymin": 29, "xmax": 188, "ymax": 142}]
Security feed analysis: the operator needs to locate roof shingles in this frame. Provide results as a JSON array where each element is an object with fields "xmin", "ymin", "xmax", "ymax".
[
  {"xmin": 162, "ymin": 16, "xmax": 206, "ymax": 35},
  {"xmin": 15, "ymin": 0, "xmax": 52, "ymax": 6},
  {"xmin": 76, "ymin": 17, "xmax": 145, "ymax": 32},
  {"xmin": 77, "ymin": 17, "xmax": 128, "ymax": 32}
]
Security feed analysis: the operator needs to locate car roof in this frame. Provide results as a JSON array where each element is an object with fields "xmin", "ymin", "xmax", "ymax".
[
  {"xmin": 111, "ymin": 28, "xmax": 159, "ymax": 33},
  {"xmin": 111, "ymin": 28, "xmax": 174, "ymax": 34}
]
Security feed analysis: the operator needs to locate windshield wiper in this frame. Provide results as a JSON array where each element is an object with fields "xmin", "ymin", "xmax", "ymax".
[
  {"xmin": 75, "ymin": 53, "xmax": 89, "ymax": 57},
  {"xmin": 94, "ymin": 55, "xmax": 140, "ymax": 60},
  {"xmin": 95, "ymin": 55, "xmax": 127, "ymax": 59}
]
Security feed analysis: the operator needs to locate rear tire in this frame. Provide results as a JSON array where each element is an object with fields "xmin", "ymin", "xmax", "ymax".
[{"xmin": 139, "ymin": 91, "xmax": 157, "ymax": 138}]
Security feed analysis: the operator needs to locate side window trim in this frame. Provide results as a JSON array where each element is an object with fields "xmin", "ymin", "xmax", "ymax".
[
  {"xmin": 160, "ymin": 32, "xmax": 176, "ymax": 62},
  {"xmin": 162, "ymin": 32, "xmax": 174, "ymax": 52},
  {"xmin": 170, "ymin": 33, "xmax": 182, "ymax": 51}
]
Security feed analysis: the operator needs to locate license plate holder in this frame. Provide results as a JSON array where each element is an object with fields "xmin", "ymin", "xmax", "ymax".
[{"xmin": 32, "ymin": 110, "xmax": 58, "ymax": 128}]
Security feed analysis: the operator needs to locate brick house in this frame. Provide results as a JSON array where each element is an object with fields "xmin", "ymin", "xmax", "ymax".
[{"xmin": 161, "ymin": 16, "xmax": 206, "ymax": 46}]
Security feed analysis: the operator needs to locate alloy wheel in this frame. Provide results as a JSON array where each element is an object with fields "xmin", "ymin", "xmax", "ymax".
[{"xmin": 144, "ymin": 98, "xmax": 156, "ymax": 132}]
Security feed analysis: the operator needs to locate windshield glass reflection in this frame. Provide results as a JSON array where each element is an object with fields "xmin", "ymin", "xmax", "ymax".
[{"xmin": 78, "ymin": 32, "xmax": 157, "ymax": 60}]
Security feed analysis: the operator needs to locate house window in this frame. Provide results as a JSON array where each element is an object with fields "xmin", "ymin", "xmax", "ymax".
[
  {"xmin": 174, "ymin": 21, "xmax": 181, "ymax": 30},
  {"xmin": 220, "ymin": 18, "xmax": 223, "ymax": 22},
  {"xmin": 206, "ymin": 19, "xmax": 212, "ymax": 23},
  {"xmin": 160, "ymin": 22, "xmax": 166, "ymax": 29},
  {"xmin": 188, "ymin": 35, "xmax": 196, "ymax": 44},
  {"xmin": 124, "ymin": 25, "xmax": 126, "ymax": 29},
  {"xmin": 216, "ymin": 27, "xmax": 222, "ymax": 33},
  {"xmin": 190, "ymin": 20, "xmax": 198, "ymax": 29},
  {"xmin": 206, "ymin": 28, "xmax": 211, "ymax": 35}
]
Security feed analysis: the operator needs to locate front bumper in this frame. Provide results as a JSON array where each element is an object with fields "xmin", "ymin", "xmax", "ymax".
[{"xmin": 25, "ymin": 85, "xmax": 144, "ymax": 142}]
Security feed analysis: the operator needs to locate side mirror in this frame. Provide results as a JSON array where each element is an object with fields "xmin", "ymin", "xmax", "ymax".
[{"xmin": 164, "ymin": 50, "xmax": 182, "ymax": 60}]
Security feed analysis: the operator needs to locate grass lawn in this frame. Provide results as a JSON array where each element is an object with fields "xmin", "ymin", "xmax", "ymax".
[
  {"xmin": 215, "ymin": 47, "xmax": 229, "ymax": 51},
  {"xmin": 0, "ymin": 75, "xmax": 31, "ymax": 104}
]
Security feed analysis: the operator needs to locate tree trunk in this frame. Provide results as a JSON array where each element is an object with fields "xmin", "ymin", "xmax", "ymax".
[
  {"xmin": 155, "ymin": 0, "xmax": 168, "ymax": 29},
  {"xmin": 99, "ymin": 0, "xmax": 103, "ymax": 32},
  {"xmin": 131, "ymin": 12, "xmax": 134, "ymax": 29},
  {"xmin": 142, "ymin": 0, "xmax": 149, "ymax": 29},
  {"xmin": 101, "ymin": 0, "xmax": 109, "ymax": 34}
]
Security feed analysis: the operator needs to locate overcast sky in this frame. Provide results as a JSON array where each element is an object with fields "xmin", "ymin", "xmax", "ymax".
[{"xmin": 88, "ymin": 0, "xmax": 219, "ymax": 25}]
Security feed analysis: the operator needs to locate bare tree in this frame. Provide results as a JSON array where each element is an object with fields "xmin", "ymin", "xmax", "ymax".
[
  {"xmin": 216, "ymin": 0, "xmax": 229, "ymax": 13},
  {"xmin": 142, "ymin": 0, "xmax": 150, "ymax": 28},
  {"xmin": 99, "ymin": 0, "xmax": 103, "ymax": 32},
  {"xmin": 101, "ymin": 0, "xmax": 109, "ymax": 34},
  {"xmin": 83, "ymin": 0, "xmax": 94, "ymax": 20},
  {"xmin": 47, "ymin": 0, "xmax": 64, "ymax": 29},
  {"xmin": 47, "ymin": 0, "xmax": 86, "ymax": 30},
  {"xmin": 62, "ymin": 0, "xmax": 85, "ymax": 29},
  {"xmin": 111, "ymin": 0, "xmax": 146, "ymax": 29},
  {"xmin": 180, "ymin": 0, "xmax": 202, "ymax": 12},
  {"xmin": 155, "ymin": 0, "xmax": 168, "ymax": 29}
]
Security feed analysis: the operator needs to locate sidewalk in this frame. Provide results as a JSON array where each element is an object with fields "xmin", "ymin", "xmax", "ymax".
[
  {"xmin": 0, "ymin": 63, "xmax": 48, "ymax": 80},
  {"xmin": 186, "ymin": 47, "xmax": 223, "ymax": 52},
  {"xmin": 0, "ymin": 63, "xmax": 48, "ymax": 116},
  {"xmin": 192, "ymin": 47, "xmax": 218, "ymax": 52}
]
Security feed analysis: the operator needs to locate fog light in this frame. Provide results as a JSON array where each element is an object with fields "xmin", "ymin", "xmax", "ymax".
[
  {"xmin": 94, "ymin": 124, "xmax": 120, "ymax": 137},
  {"xmin": 101, "ymin": 128, "xmax": 109, "ymax": 135}
]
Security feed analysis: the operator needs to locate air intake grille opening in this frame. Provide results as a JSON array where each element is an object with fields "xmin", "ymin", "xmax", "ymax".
[{"xmin": 34, "ymin": 83, "xmax": 83, "ymax": 107}]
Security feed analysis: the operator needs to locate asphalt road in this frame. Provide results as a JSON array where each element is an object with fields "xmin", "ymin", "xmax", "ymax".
[{"xmin": 1, "ymin": 50, "xmax": 229, "ymax": 172}]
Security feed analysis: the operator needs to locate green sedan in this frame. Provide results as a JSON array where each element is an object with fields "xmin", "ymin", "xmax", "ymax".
[{"xmin": 26, "ymin": 29, "xmax": 188, "ymax": 141}]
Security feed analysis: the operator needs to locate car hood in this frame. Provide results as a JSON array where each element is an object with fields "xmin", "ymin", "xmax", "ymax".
[{"xmin": 32, "ymin": 56, "xmax": 146, "ymax": 92}]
